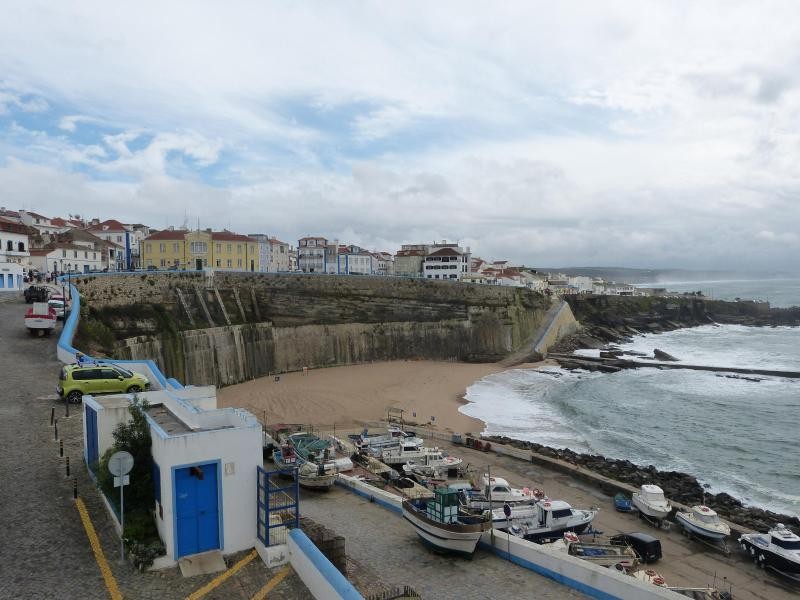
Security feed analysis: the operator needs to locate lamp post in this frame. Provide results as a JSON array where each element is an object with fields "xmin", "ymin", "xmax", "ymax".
[{"xmin": 66, "ymin": 263, "xmax": 72, "ymax": 301}]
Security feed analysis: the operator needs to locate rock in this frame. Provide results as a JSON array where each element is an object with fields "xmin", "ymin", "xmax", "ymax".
[{"xmin": 653, "ymin": 348, "xmax": 679, "ymax": 361}]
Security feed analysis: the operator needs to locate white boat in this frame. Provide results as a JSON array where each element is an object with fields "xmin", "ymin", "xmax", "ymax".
[
  {"xmin": 401, "ymin": 451, "xmax": 462, "ymax": 478},
  {"xmin": 630, "ymin": 568, "xmax": 668, "ymax": 587},
  {"xmin": 352, "ymin": 426, "xmax": 423, "ymax": 450},
  {"xmin": 739, "ymin": 523, "xmax": 800, "ymax": 578},
  {"xmin": 402, "ymin": 488, "xmax": 489, "ymax": 556},
  {"xmin": 549, "ymin": 531, "xmax": 638, "ymax": 568},
  {"xmin": 631, "ymin": 484, "xmax": 672, "ymax": 522},
  {"xmin": 675, "ymin": 505, "xmax": 730, "ymax": 541},
  {"xmin": 272, "ymin": 446, "xmax": 336, "ymax": 490},
  {"xmin": 24, "ymin": 302, "xmax": 57, "ymax": 336},
  {"xmin": 459, "ymin": 474, "xmax": 544, "ymax": 510},
  {"xmin": 495, "ymin": 499, "xmax": 597, "ymax": 542},
  {"xmin": 380, "ymin": 442, "xmax": 444, "ymax": 466}
]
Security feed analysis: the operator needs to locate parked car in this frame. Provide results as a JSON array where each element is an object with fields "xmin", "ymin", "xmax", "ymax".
[
  {"xmin": 24, "ymin": 285, "xmax": 51, "ymax": 303},
  {"xmin": 57, "ymin": 363, "xmax": 151, "ymax": 404},
  {"xmin": 610, "ymin": 532, "xmax": 662, "ymax": 563},
  {"xmin": 48, "ymin": 298, "xmax": 66, "ymax": 320}
]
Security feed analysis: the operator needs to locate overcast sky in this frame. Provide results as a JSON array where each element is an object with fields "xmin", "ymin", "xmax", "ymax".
[{"xmin": 1, "ymin": 1, "xmax": 799, "ymax": 272}]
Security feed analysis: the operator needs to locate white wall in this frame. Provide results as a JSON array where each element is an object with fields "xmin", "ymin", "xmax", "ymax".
[
  {"xmin": 151, "ymin": 420, "xmax": 262, "ymax": 563},
  {"xmin": 0, "ymin": 262, "xmax": 23, "ymax": 291},
  {"xmin": 83, "ymin": 396, "xmax": 132, "ymax": 465}
]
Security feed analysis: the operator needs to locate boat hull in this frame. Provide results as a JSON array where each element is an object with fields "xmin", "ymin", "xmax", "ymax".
[
  {"xmin": 631, "ymin": 495, "xmax": 670, "ymax": 521},
  {"xmin": 676, "ymin": 513, "xmax": 728, "ymax": 541},
  {"xmin": 402, "ymin": 501, "xmax": 486, "ymax": 556},
  {"xmin": 740, "ymin": 536, "xmax": 800, "ymax": 575}
]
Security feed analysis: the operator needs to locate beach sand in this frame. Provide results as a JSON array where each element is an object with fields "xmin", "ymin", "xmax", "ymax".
[{"xmin": 217, "ymin": 360, "xmax": 547, "ymax": 433}]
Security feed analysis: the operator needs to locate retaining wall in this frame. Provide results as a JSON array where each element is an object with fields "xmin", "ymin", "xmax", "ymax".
[{"xmin": 288, "ymin": 529, "xmax": 363, "ymax": 600}]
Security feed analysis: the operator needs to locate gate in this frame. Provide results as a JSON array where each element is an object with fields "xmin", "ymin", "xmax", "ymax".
[{"xmin": 257, "ymin": 466, "xmax": 299, "ymax": 546}]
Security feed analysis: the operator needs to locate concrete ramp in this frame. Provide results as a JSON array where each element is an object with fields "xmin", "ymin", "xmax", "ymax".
[
  {"xmin": 500, "ymin": 300, "xmax": 579, "ymax": 367},
  {"xmin": 178, "ymin": 550, "xmax": 227, "ymax": 577}
]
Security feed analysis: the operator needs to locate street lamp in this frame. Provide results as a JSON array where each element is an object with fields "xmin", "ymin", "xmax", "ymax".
[{"xmin": 66, "ymin": 263, "xmax": 72, "ymax": 301}]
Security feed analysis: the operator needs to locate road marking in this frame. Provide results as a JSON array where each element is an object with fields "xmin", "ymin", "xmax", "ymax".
[
  {"xmin": 251, "ymin": 565, "xmax": 291, "ymax": 600},
  {"xmin": 75, "ymin": 498, "xmax": 124, "ymax": 600},
  {"xmin": 186, "ymin": 549, "xmax": 258, "ymax": 600}
]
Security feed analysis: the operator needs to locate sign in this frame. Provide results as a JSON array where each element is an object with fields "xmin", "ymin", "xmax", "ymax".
[
  {"xmin": 114, "ymin": 475, "xmax": 130, "ymax": 487},
  {"xmin": 108, "ymin": 450, "xmax": 134, "ymax": 476}
]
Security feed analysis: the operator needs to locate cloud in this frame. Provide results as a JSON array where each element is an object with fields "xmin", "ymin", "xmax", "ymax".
[{"xmin": 1, "ymin": 2, "xmax": 800, "ymax": 272}]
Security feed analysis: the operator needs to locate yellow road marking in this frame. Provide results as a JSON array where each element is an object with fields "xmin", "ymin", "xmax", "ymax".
[
  {"xmin": 251, "ymin": 565, "xmax": 291, "ymax": 600},
  {"xmin": 186, "ymin": 549, "xmax": 258, "ymax": 600},
  {"xmin": 75, "ymin": 498, "xmax": 124, "ymax": 600}
]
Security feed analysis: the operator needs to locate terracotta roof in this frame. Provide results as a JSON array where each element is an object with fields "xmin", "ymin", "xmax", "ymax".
[
  {"xmin": 0, "ymin": 219, "xmax": 33, "ymax": 235},
  {"xmin": 268, "ymin": 238, "xmax": 288, "ymax": 246},
  {"xmin": 427, "ymin": 247, "xmax": 461, "ymax": 257},
  {"xmin": 144, "ymin": 230, "xmax": 187, "ymax": 241},
  {"xmin": 87, "ymin": 219, "xmax": 127, "ymax": 232},
  {"xmin": 211, "ymin": 231, "xmax": 256, "ymax": 242},
  {"xmin": 395, "ymin": 249, "xmax": 425, "ymax": 257}
]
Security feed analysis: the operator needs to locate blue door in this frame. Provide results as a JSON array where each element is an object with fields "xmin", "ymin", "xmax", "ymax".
[
  {"xmin": 85, "ymin": 406, "xmax": 99, "ymax": 466},
  {"xmin": 175, "ymin": 463, "xmax": 220, "ymax": 558}
]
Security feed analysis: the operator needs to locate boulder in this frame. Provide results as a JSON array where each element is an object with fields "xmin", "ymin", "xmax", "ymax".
[{"xmin": 653, "ymin": 348, "xmax": 679, "ymax": 361}]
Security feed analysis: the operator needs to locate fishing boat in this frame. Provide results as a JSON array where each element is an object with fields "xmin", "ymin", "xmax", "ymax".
[
  {"xmin": 631, "ymin": 484, "xmax": 672, "ymax": 523},
  {"xmin": 351, "ymin": 426, "xmax": 423, "ymax": 451},
  {"xmin": 401, "ymin": 450, "xmax": 462, "ymax": 478},
  {"xmin": 614, "ymin": 492, "xmax": 634, "ymax": 512},
  {"xmin": 675, "ymin": 505, "xmax": 730, "ymax": 541},
  {"xmin": 459, "ymin": 474, "xmax": 544, "ymax": 510},
  {"xmin": 549, "ymin": 531, "xmax": 638, "ymax": 568},
  {"xmin": 630, "ymin": 567, "xmax": 668, "ymax": 587},
  {"xmin": 24, "ymin": 302, "xmax": 57, "ymax": 336},
  {"xmin": 495, "ymin": 499, "xmax": 597, "ymax": 542},
  {"xmin": 287, "ymin": 432, "xmax": 353, "ymax": 473},
  {"xmin": 272, "ymin": 444, "xmax": 336, "ymax": 490},
  {"xmin": 379, "ymin": 442, "xmax": 445, "ymax": 466},
  {"xmin": 739, "ymin": 523, "xmax": 800, "ymax": 578},
  {"xmin": 402, "ymin": 488, "xmax": 489, "ymax": 556}
]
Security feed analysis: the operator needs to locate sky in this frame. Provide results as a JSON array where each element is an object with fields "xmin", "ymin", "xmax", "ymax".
[{"xmin": 1, "ymin": 1, "xmax": 799, "ymax": 272}]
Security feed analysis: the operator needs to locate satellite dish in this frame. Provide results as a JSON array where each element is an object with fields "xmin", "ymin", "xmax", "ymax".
[{"xmin": 108, "ymin": 451, "xmax": 134, "ymax": 476}]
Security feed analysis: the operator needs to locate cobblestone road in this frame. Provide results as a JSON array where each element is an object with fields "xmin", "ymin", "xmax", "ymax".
[
  {"xmin": 0, "ymin": 293, "xmax": 309, "ymax": 599},
  {"xmin": 300, "ymin": 486, "xmax": 587, "ymax": 600}
]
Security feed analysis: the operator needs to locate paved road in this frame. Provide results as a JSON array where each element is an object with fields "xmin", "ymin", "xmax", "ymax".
[
  {"xmin": 300, "ymin": 486, "xmax": 587, "ymax": 600},
  {"xmin": 0, "ymin": 292, "xmax": 309, "ymax": 599}
]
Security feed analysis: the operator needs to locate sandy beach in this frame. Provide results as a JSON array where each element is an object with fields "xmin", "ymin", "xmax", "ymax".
[{"xmin": 217, "ymin": 360, "xmax": 547, "ymax": 433}]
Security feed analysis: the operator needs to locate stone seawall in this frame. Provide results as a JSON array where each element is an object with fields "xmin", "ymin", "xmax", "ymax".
[{"xmin": 76, "ymin": 273, "xmax": 552, "ymax": 386}]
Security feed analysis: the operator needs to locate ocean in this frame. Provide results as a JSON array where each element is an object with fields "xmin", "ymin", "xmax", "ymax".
[{"xmin": 461, "ymin": 279, "xmax": 800, "ymax": 517}]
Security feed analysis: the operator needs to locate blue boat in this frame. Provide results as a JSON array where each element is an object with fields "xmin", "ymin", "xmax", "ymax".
[{"xmin": 614, "ymin": 493, "xmax": 634, "ymax": 512}]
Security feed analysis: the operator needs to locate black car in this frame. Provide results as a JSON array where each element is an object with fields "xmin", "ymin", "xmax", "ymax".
[{"xmin": 610, "ymin": 532, "xmax": 662, "ymax": 563}]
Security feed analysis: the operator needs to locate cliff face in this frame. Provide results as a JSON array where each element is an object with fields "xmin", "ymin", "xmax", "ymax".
[{"xmin": 75, "ymin": 272, "xmax": 552, "ymax": 386}]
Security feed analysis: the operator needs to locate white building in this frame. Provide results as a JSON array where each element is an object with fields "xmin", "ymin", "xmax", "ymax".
[
  {"xmin": 375, "ymin": 252, "xmax": 394, "ymax": 276},
  {"xmin": 336, "ymin": 246, "xmax": 378, "ymax": 275},
  {"xmin": 83, "ymin": 387, "xmax": 262, "ymax": 565},
  {"xmin": 19, "ymin": 210, "xmax": 62, "ymax": 235},
  {"xmin": 29, "ymin": 242, "xmax": 103, "ymax": 275},
  {"xmin": 86, "ymin": 219, "xmax": 137, "ymax": 270},
  {"xmin": 297, "ymin": 236, "xmax": 329, "ymax": 273},
  {"xmin": 422, "ymin": 243, "xmax": 471, "ymax": 281},
  {"xmin": 0, "ymin": 217, "xmax": 32, "ymax": 265},
  {"xmin": 0, "ymin": 262, "xmax": 24, "ymax": 291}
]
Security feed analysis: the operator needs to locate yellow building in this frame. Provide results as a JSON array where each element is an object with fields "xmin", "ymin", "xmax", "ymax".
[{"xmin": 141, "ymin": 229, "xmax": 260, "ymax": 271}]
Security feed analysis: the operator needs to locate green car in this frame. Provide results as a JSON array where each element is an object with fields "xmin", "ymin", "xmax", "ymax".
[{"xmin": 57, "ymin": 363, "xmax": 150, "ymax": 403}]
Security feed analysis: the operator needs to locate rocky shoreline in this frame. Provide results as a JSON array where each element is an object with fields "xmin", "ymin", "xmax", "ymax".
[{"xmin": 484, "ymin": 434, "xmax": 800, "ymax": 535}]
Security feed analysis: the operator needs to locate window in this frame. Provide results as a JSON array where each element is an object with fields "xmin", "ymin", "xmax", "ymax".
[
  {"xmin": 93, "ymin": 253, "xmax": 96, "ymax": 260},
  {"xmin": 236, "ymin": 244, "xmax": 242, "ymax": 254},
  {"xmin": 773, "ymin": 537, "xmax": 800, "ymax": 550},
  {"xmin": 84, "ymin": 251, "xmax": 88, "ymax": 259},
  {"xmin": 215, "ymin": 243, "xmax": 221, "ymax": 253},
  {"xmin": 173, "ymin": 243, "xmax": 179, "ymax": 252},
  {"xmin": 145, "ymin": 243, "xmax": 152, "ymax": 253},
  {"xmin": 73, "ymin": 250, "xmax": 77, "ymax": 258},
  {"xmin": 116, "ymin": 236, "xmax": 122, "ymax": 243},
  {"xmin": 160, "ymin": 259, "xmax": 166, "ymax": 267},
  {"xmin": 226, "ymin": 243, "xmax": 232, "ymax": 252},
  {"xmin": 216, "ymin": 259, "xmax": 221, "ymax": 267},
  {"xmin": 5, "ymin": 240, "xmax": 10, "ymax": 251},
  {"xmin": 18, "ymin": 242, "xmax": 24, "ymax": 251},
  {"xmin": 551, "ymin": 508, "xmax": 573, "ymax": 519},
  {"xmin": 63, "ymin": 250, "xmax": 67, "ymax": 257},
  {"xmin": 237, "ymin": 259, "xmax": 242, "ymax": 267},
  {"xmin": 159, "ymin": 243, "xmax": 166, "ymax": 252},
  {"xmin": 227, "ymin": 259, "xmax": 232, "ymax": 267},
  {"xmin": 100, "ymin": 368, "xmax": 118, "ymax": 379},
  {"xmin": 190, "ymin": 241, "xmax": 207, "ymax": 253}
]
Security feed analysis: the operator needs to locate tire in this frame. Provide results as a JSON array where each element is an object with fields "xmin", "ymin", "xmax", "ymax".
[
  {"xmin": 127, "ymin": 385, "xmax": 142, "ymax": 393},
  {"xmin": 758, "ymin": 555, "xmax": 765, "ymax": 569},
  {"xmin": 66, "ymin": 390, "xmax": 83, "ymax": 404}
]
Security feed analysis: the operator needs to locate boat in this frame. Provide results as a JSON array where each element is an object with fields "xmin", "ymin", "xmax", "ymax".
[
  {"xmin": 495, "ymin": 499, "xmax": 597, "ymax": 542},
  {"xmin": 739, "ymin": 523, "xmax": 800, "ymax": 578},
  {"xmin": 614, "ymin": 492, "xmax": 634, "ymax": 512},
  {"xmin": 631, "ymin": 484, "xmax": 672, "ymax": 522},
  {"xmin": 24, "ymin": 302, "xmax": 57, "ymax": 336},
  {"xmin": 287, "ymin": 432, "xmax": 353, "ymax": 473},
  {"xmin": 675, "ymin": 505, "xmax": 730, "ymax": 541},
  {"xmin": 401, "ymin": 450, "xmax": 462, "ymax": 478},
  {"xmin": 272, "ymin": 444, "xmax": 336, "ymax": 490},
  {"xmin": 629, "ymin": 567, "xmax": 668, "ymax": 587},
  {"xmin": 402, "ymin": 487, "xmax": 489, "ymax": 556},
  {"xmin": 379, "ymin": 442, "xmax": 446, "ymax": 466},
  {"xmin": 351, "ymin": 426, "xmax": 423, "ymax": 451},
  {"xmin": 459, "ymin": 474, "xmax": 544, "ymax": 510},
  {"xmin": 549, "ymin": 531, "xmax": 638, "ymax": 568}
]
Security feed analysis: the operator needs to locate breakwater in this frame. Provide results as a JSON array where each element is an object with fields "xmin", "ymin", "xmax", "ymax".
[
  {"xmin": 74, "ymin": 272, "xmax": 555, "ymax": 386},
  {"xmin": 484, "ymin": 435, "xmax": 800, "ymax": 534}
]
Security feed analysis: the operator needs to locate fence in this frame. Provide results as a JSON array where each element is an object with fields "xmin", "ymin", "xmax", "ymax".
[{"xmin": 257, "ymin": 466, "xmax": 299, "ymax": 546}]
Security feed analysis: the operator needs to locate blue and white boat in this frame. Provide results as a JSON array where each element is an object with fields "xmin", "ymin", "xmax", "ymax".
[{"xmin": 675, "ymin": 505, "xmax": 730, "ymax": 541}]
